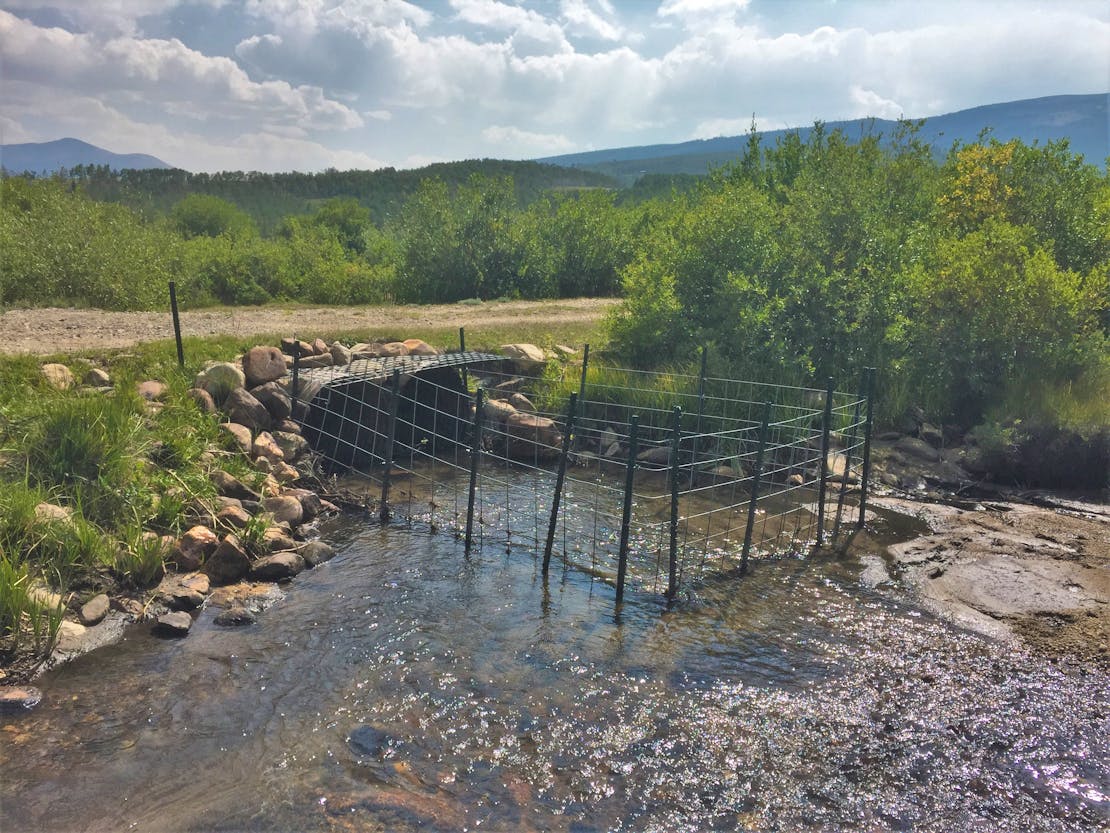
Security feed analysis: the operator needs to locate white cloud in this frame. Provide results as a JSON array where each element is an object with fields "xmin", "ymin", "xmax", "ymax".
[
  {"xmin": 363, "ymin": 109, "xmax": 393, "ymax": 121},
  {"xmin": 482, "ymin": 124, "xmax": 575, "ymax": 154},
  {"xmin": 658, "ymin": 0, "xmax": 751, "ymax": 21},
  {"xmin": 849, "ymin": 86, "xmax": 904, "ymax": 120},
  {"xmin": 560, "ymin": 0, "xmax": 623, "ymax": 41},
  {"xmin": 0, "ymin": 10, "xmax": 362, "ymax": 132}
]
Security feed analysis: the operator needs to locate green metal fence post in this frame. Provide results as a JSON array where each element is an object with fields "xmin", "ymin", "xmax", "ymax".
[
  {"xmin": 543, "ymin": 392, "xmax": 579, "ymax": 575},
  {"xmin": 815, "ymin": 377, "xmax": 835, "ymax": 547},
  {"xmin": 667, "ymin": 405, "xmax": 683, "ymax": 600},
  {"xmin": 464, "ymin": 388, "xmax": 485, "ymax": 554},
  {"xmin": 615, "ymin": 415, "xmax": 640, "ymax": 606},
  {"xmin": 740, "ymin": 401, "xmax": 772, "ymax": 575},
  {"xmin": 379, "ymin": 369, "xmax": 402, "ymax": 524},
  {"xmin": 857, "ymin": 367, "xmax": 877, "ymax": 529}
]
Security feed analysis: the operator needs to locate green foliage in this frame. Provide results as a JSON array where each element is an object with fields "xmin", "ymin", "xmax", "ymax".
[{"xmin": 170, "ymin": 193, "xmax": 256, "ymax": 240}]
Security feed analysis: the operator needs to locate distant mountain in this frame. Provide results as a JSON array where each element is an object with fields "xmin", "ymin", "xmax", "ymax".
[
  {"xmin": 538, "ymin": 94, "xmax": 1108, "ymax": 185},
  {"xmin": 0, "ymin": 138, "xmax": 172, "ymax": 174}
]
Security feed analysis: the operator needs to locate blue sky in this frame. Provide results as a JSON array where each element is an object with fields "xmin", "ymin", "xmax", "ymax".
[{"xmin": 1, "ymin": 0, "xmax": 1107, "ymax": 172}]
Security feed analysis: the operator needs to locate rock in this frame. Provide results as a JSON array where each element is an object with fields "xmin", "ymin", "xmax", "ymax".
[
  {"xmin": 788, "ymin": 473, "xmax": 805, "ymax": 486},
  {"xmin": 598, "ymin": 427, "xmax": 619, "ymax": 454},
  {"xmin": 0, "ymin": 686, "xmax": 43, "ymax": 712},
  {"xmin": 298, "ymin": 353, "xmax": 334, "ymax": 369},
  {"xmin": 219, "ymin": 422, "xmax": 253, "ymax": 454},
  {"xmin": 204, "ymin": 535, "xmax": 251, "ymax": 585},
  {"xmin": 214, "ymin": 606, "xmax": 256, "ymax": 626},
  {"xmin": 189, "ymin": 388, "xmax": 216, "ymax": 414},
  {"xmin": 378, "ymin": 341, "xmax": 409, "ymax": 358},
  {"xmin": 136, "ymin": 380, "xmax": 167, "ymax": 401},
  {"xmin": 211, "ymin": 470, "xmax": 261, "ymax": 502},
  {"xmin": 224, "ymin": 388, "xmax": 272, "ymax": 431},
  {"xmin": 310, "ymin": 337, "xmax": 329, "ymax": 356},
  {"xmin": 153, "ymin": 611, "xmax": 192, "ymax": 637},
  {"xmin": 553, "ymin": 344, "xmax": 577, "ymax": 357},
  {"xmin": 285, "ymin": 488, "xmax": 321, "ymax": 521},
  {"xmin": 251, "ymin": 381, "xmax": 293, "ymax": 422},
  {"xmin": 505, "ymin": 412, "xmax": 563, "ymax": 460},
  {"xmin": 275, "ymin": 419, "xmax": 301, "ymax": 435},
  {"xmin": 158, "ymin": 572, "xmax": 210, "ymax": 610},
  {"xmin": 272, "ymin": 462, "xmax": 300, "ymax": 484},
  {"xmin": 34, "ymin": 502, "xmax": 72, "ymax": 524},
  {"xmin": 500, "ymin": 343, "xmax": 545, "ymax": 372},
  {"xmin": 330, "ymin": 342, "xmax": 352, "ymax": 366},
  {"xmin": 40, "ymin": 363, "xmax": 74, "ymax": 390},
  {"xmin": 483, "ymin": 398, "xmax": 517, "ymax": 423},
  {"xmin": 920, "ymin": 423, "xmax": 944, "ymax": 448},
  {"xmin": 281, "ymin": 337, "xmax": 314, "ymax": 357},
  {"xmin": 250, "ymin": 552, "xmax": 306, "ymax": 581},
  {"xmin": 28, "ymin": 585, "xmax": 64, "ymax": 611},
  {"xmin": 260, "ymin": 474, "xmax": 282, "ymax": 498},
  {"xmin": 636, "ymin": 446, "xmax": 672, "ymax": 467},
  {"xmin": 252, "ymin": 431, "xmax": 285, "ymax": 464},
  {"xmin": 507, "ymin": 393, "xmax": 536, "ymax": 413},
  {"xmin": 604, "ymin": 441, "xmax": 622, "ymax": 458},
  {"xmin": 170, "ymin": 525, "xmax": 219, "ymax": 571},
  {"xmin": 78, "ymin": 594, "xmax": 110, "ymax": 626},
  {"xmin": 255, "ymin": 456, "xmax": 273, "ymax": 474},
  {"xmin": 83, "ymin": 368, "xmax": 111, "ymax": 386},
  {"xmin": 880, "ymin": 471, "xmax": 899, "ymax": 487},
  {"xmin": 54, "ymin": 619, "xmax": 87, "ymax": 653},
  {"xmin": 196, "ymin": 362, "xmax": 245, "ymax": 404},
  {"xmin": 216, "ymin": 505, "xmax": 253, "ymax": 531},
  {"xmin": 208, "ymin": 581, "xmax": 283, "ymax": 611},
  {"xmin": 263, "ymin": 495, "xmax": 303, "ymax": 526},
  {"xmin": 300, "ymin": 541, "xmax": 336, "ymax": 568},
  {"xmin": 263, "ymin": 526, "xmax": 297, "ymax": 553},
  {"xmin": 826, "ymin": 451, "xmax": 850, "ymax": 478},
  {"xmin": 242, "ymin": 346, "xmax": 288, "ymax": 388},
  {"xmin": 348, "ymin": 725, "xmax": 395, "ymax": 757},
  {"xmin": 876, "ymin": 431, "xmax": 902, "ymax": 441},
  {"xmin": 350, "ymin": 342, "xmax": 383, "ymax": 359},
  {"xmin": 895, "ymin": 436, "xmax": 942, "ymax": 463},
  {"xmin": 273, "ymin": 431, "xmax": 308, "ymax": 461},
  {"xmin": 402, "ymin": 338, "xmax": 437, "ymax": 356}
]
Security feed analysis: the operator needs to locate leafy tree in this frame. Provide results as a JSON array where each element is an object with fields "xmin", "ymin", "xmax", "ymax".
[{"xmin": 170, "ymin": 194, "xmax": 256, "ymax": 240}]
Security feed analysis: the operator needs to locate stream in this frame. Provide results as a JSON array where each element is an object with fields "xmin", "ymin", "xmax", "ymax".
[{"xmin": 1, "ymin": 490, "xmax": 1107, "ymax": 832}]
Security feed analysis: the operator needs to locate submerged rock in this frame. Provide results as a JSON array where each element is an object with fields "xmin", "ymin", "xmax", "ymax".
[
  {"xmin": 250, "ymin": 552, "xmax": 306, "ymax": 581},
  {"xmin": 153, "ymin": 611, "xmax": 192, "ymax": 637},
  {"xmin": 0, "ymin": 686, "xmax": 43, "ymax": 713},
  {"xmin": 300, "ymin": 541, "xmax": 336, "ymax": 568},
  {"xmin": 214, "ymin": 606, "xmax": 256, "ymax": 626}
]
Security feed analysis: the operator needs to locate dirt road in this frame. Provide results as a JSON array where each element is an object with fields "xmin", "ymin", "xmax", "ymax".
[{"xmin": 0, "ymin": 298, "xmax": 619, "ymax": 355}]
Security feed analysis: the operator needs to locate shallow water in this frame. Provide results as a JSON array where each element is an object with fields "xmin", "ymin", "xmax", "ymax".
[{"xmin": 1, "ymin": 490, "xmax": 1107, "ymax": 832}]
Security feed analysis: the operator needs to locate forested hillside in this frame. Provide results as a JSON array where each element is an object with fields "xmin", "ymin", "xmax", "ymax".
[
  {"xmin": 63, "ymin": 159, "xmax": 617, "ymax": 233},
  {"xmin": 1, "ymin": 125, "xmax": 1106, "ymax": 483}
]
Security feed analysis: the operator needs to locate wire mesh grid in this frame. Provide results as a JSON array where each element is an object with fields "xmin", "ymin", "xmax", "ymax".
[{"xmin": 291, "ymin": 351, "xmax": 873, "ymax": 601}]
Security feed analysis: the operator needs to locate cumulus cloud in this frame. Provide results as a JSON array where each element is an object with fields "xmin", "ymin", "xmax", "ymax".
[
  {"xmin": 560, "ymin": 0, "xmax": 624, "ymax": 41},
  {"xmin": 482, "ymin": 124, "xmax": 575, "ymax": 154}
]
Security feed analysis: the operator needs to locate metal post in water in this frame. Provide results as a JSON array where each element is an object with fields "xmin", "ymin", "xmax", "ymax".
[
  {"xmin": 815, "ymin": 377, "xmax": 835, "ymax": 547},
  {"xmin": 543, "ymin": 393, "xmax": 579, "ymax": 575},
  {"xmin": 615, "ymin": 415, "xmax": 640, "ymax": 606},
  {"xmin": 168, "ymin": 281, "xmax": 184, "ymax": 368},
  {"xmin": 667, "ymin": 405, "xmax": 683, "ymax": 600},
  {"xmin": 688, "ymin": 346, "xmax": 708, "ymax": 488},
  {"xmin": 379, "ymin": 369, "xmax": 402, "ymax": 524},
  {"xmin": 832, "ymin": 375, "xmax": 866, "ymax": 544},
  {"xmin": 464, "ymin": 388, "xmax": 485, "ymax": 554},
  {"xmin": 740, "ymin": 401, "xmax": 772, "ymax": 575},
  {"xmin": 857, "ymin": 367, "xmax": 877, "ymax": 529}
]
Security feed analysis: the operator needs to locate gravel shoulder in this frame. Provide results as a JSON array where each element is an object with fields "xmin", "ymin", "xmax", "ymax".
[{"xmin": 0, "ymin": 298, "xmax": 619, "ymax": 355}]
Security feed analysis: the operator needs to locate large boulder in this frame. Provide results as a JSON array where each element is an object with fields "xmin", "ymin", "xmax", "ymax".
[
  {"xmin": 263, "ymin": 495, "xmax": 304, "ymax": 526},
  {"xmin": 505, "ymin": 412, "xmax": 563, "ymax": 460},
  {"xmin": 250, "ymin": 552, "xmax": 306, "ymax": 581},
  {"xmin": 251, "ymin": 381, "xmax": 293, "ymax": 422},
  {"xmin": 196, "ymin": 362, "xmax": 245, "ymax": 404},
  {"xmin": 170, "ymin": 525, "xmax": 219, "ymax": 571},
  {"xmin": 242, "ymin": 346, "xmax": 288, "ymax": 388},
  {"xmin": 482, "ymin": 398, "xmax": 517, "ymax": 424},
  {"xmin": 204, "ymin": 534, "xmax": 251, "ymax": 585},
  {"xmin": 402, "ymin": 338, "xmax": 437, "ymax": 356},
  {"xmin": 378, "ymin": 342, "xmax": 409, "ymax": 358},
  {"xmin": 252, "ymin": 431, "xmax": 285, "ymax": 464},
  {"xmin": 330, "ymin": 342, "xmax": 352, "ymax": 366},
  {"xmin": 507, "ymin": 393, "xmax": 536, "ymax": 413},
  {"xmin": 500, "ymin": 344, "xmax": 545, "ymax": 373},
  {"xmin": 219, "ymin": 422, "xmax": 252, "ymax": 454},
  {"xmin": 41, "ymin": 363, "xmax": 74, "ymax": 391},
  {"xmin": 224, "ymin": 388, "xmax": 272, "ymax": 431},
  {"xmin": 350, "ymin": 342, "xmax": 382, "ymax": 359},
  {"xmin": 272, "ymin": 431, "xmax": 308, "ymax": 461},
  {"xmin": 280, "ymin": 337, "xmax": 313, "ymax": 357},
  {"xmin": 298, "ymin": 353, "xmax": 334, "ymax": 369},
  {"xmin": 211, "ymin": 470, "xmax": 262, "ymax": 502}
]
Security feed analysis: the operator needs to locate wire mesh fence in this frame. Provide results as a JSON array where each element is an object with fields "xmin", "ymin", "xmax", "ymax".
[{"xmin": 291, "ymin": 346, "xmax": 875, "ymax": 605}]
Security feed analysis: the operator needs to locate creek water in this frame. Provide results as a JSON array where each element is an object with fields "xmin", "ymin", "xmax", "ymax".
[{"xmin": 1, "ymin": 487, "xmax": 1107, "ymax": 832}]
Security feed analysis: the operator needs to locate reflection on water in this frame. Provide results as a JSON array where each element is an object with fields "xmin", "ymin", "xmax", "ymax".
[{"xmin": 1, "ymin": 480, "xmax": 1107, "ymax": 832}]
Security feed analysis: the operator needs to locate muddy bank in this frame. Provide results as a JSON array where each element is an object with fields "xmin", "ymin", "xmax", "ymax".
[{"xmin": 873, "ymin": 494, "xmax": 1110, "ymax": 666}]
